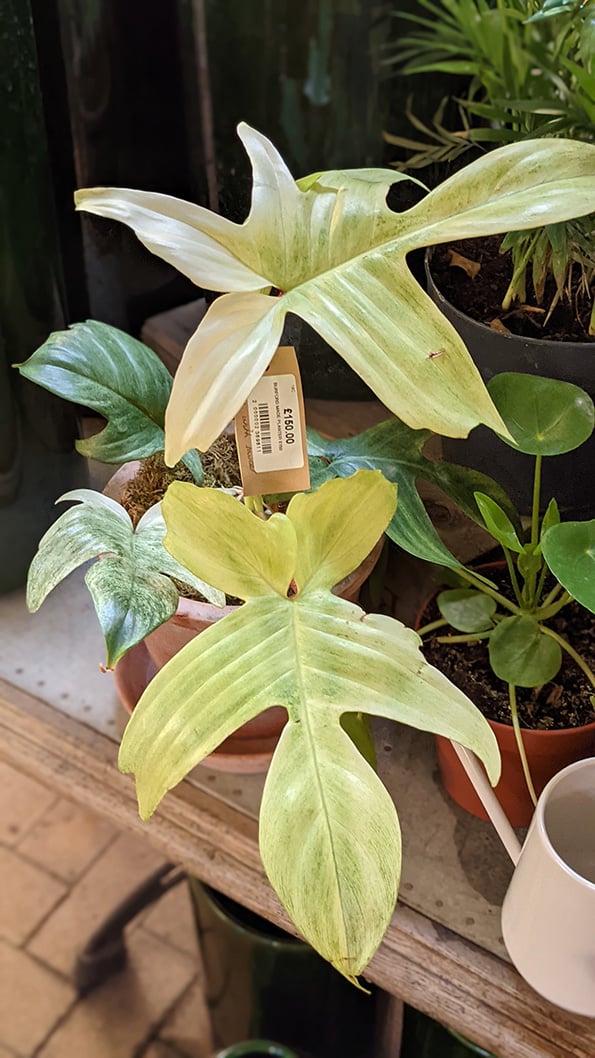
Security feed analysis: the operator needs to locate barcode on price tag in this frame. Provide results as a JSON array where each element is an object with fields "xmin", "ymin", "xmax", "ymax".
[
  {"xmin": 248, "ymin": 375, "xmax": 304, "ymax": 472},
  {"xmin": 235, "ymin": 346, "xmax": 310, "ymax": 497}
]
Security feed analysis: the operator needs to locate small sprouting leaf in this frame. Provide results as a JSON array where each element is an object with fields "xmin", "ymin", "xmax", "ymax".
[
  {"xmin": 517, "ymin": 546, "xmax": 543, "ymax": 581},
  {"xmin": 475, "ymin": 492, "xmax": 523, "ymax": 553},
  {"xmin": 437, "ymin": 589, "xmax": 497, "ymax": 632},
  {"xmin": 488, "ymin": 373, "xmax": 595, "ymax": 456},
  {"xmin": 542, "ymin": 520, "xmax": 595, "ymax": 613},
  {"xmin": 540, "ymin": 498, "xmax": 561, "ymax": 539},
  {"xmin": 489, "ymin": 615, "xmax": 562, "ymax": 686}
]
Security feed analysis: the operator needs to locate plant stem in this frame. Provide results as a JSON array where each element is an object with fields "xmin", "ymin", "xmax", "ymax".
[
  {"xmin": 534, "ymin": 560, "xmax": 552, "ymax": 608},
  {"xmin": 531, "ymin": 455, "xmax": 542, "ymax": 549},
  {"xmin": 535, "ymin": 591, "xmax": 573, "ymax": 622},
  {"xmin": 417, "ymin": 617, "xmax": 449, "ymax": 637},
  {"xmin": 436, "ymin": 631, "xmax": 493, "ymax": 644},
  {"xmin": 540, "ymin": 581, "xmax": 563, "ymax": 609},
  {"xmin": 503, "ymin": 547, "xmax": 524, "ymax": 607},
  {"xmin": 245, "ymin": 494, "xmax": 266, "ymax": 518},
  {"xmin": 454, "ymin": 567, "xmax": 520, "ymax": 614},
  {"xmin": 508, "ymin": 684, "xmax": 538, "ymax": 808},
  {"xmin": 540, "ymin": 625, "xmax": 595, "ymax": 690}
]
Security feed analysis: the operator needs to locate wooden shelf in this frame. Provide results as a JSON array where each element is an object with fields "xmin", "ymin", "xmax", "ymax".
[{"xmin": 1, "ymin": 559, "xmax": 594, "ymax": 1057}]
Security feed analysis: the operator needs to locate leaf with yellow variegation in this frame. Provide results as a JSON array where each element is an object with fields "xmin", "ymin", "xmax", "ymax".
[
  {"xmin": 118, "ymin": 471, "xmax": 500, "ymax": 980},
  {"xmin": 75, "ymin": 126, "xmax": 595, "ymax": 457}
]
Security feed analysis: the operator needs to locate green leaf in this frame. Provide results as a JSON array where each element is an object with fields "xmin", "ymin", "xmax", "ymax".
[
  {"xmin": 540, "ymin": 498, "xmax": 561, "ymax": 539},
  {"xmin": 287, "ymin": 472, "xmax": 397, "ymax": 593},
  {"xmin": 489, "ymin": 616, "xmax": 562, "ymax": 686},
  {"xmin": 81, "ymin": 129, "xmax": 595, "ymax": 456},
  {"xmin": 542, "ymin": 520, "xmax": 595, "ymax": 613},
  {"xmin": 164, "ymin": 471, "xmax": 397, "ymax": 600},
  {"xmin": 85, "ymin": 559, "xmax": 179, "ymax": 669},
  {"xmin": 488, "ymin": 373, "xmax": 595, "ymax": 456},
  {"xmin": 119, "ymin": 472, "xmax": 500, "ymax": 979},
  {"xmin": 26, "ymin": 490, "xmax": 132, "ymax": 612},
  {"xmin": 163, "ymin": 484, "xmax": 298, "ymax": 599},
  {"xmin": 306, "ymin": 420, "xmax": 519, "ymax": 569},
  {"xmin": 437, "ymin": 589, "xmax": 497, "ymax": 632},
  {"xmin": 15, "ymin": 320, "xmax": 203, "ymax": 481},
  {"xmin": 26, "ymin": 489, "xmax": 224, "ymax": 666},
  {"xmin": 517, "ymin": 546, "xmax": 543, "ymax": 580},
  {"xmin": 474, "ymin": 492, "xmax": 523, "ymax": 553},
  {"xmin": 527, "ymin": 0, "xmax": 579, "ymax": 21}
]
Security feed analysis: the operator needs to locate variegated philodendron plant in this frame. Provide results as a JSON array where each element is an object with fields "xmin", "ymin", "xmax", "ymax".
[
  {"xmin": 19, "ymin": 124, "xmax": 595, "ymax": 979},
  {"xmin": 118, "ymin": 469, "xmax": 501, "ymax": 981}
]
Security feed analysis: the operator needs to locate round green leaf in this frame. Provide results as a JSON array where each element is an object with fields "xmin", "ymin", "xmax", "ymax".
[
  {"xmin": 489, "ymin": 615, "xmax": 562, "ymax": 686},
  {"xmin": 437, "ymin": 589, "xmax": 496, "ymax": 632},
  {"xmin": 488, "ymin": 373, "xmax": 594, "ymax": 456},
  {"xmin": 542, "ymin": 520, "xmax": 595, "ymax": 613}
]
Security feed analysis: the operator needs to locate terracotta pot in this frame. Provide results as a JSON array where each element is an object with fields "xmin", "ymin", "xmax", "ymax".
[
  {"xmin": 435, "ymin": 722, "xmax": 595, "ymax": 827},
  {"xmin": 416, "ymin": 568, "xmax": 595, "ymax": 827},
  {"xmin": 108, "ymin": 462, "xmax": 383, "ymax": 773}
]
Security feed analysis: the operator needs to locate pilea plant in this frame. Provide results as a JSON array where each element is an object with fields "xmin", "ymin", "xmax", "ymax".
[
  {"xmin": 18, "ymin": 124, "xmax": 595, "ymax": 978},
  {"xmin": 418, "ymin": 372, "xmax": 595, "ymax": 802}
]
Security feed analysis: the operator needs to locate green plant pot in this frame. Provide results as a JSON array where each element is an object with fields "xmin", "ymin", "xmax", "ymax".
[
  {"xmin": 188, "ymin": 878, "xmax": 377, "ymax": 1058},
  {"xmin": 400, "ymin": 1006, "xmax": 497, "ymax": 1058},
  {"xmin": 212, "ymin": 1043, "xmax": 300, "ymax": 1058}
]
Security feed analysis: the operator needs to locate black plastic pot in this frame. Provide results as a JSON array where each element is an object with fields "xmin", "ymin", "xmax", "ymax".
[
  {"xmin": 425, "ymin": 252, "xmax": 595, "ymax": 519},
  {"xmin": 280, "ymin": 314, "xmax": 375, "ymax": 401},
  {"xmin": 188, "ymin": 879, "xmax": 378, "ymax": 1058},
  {"xmin": 400, "ymin": 1007, "xmax": 497, "ymax": 1057}
]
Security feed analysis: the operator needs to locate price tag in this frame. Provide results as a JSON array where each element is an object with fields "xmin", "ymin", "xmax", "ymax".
[{"xmin": 235, "ymin": 346, "xmax": 310, "ymax": 497}]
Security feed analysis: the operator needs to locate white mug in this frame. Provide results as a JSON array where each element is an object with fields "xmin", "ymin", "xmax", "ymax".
[{"xmin": 453, "ymin": 747, "xmax": 595, "ymax": 1016}]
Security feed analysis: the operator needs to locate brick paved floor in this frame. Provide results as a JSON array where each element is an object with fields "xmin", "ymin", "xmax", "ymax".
[{"xmin": 0, "ymin": 761, "xmax": 212, "ymax": 1058}]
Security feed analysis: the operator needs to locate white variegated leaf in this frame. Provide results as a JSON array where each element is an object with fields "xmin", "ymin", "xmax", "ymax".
[
  {"xmin": 26, "ymin": 492, "xmax": 223, "ymax": 666},
  {"xmin": 76, "ymin": 126, "xmax": 595, "ymax": 456}
]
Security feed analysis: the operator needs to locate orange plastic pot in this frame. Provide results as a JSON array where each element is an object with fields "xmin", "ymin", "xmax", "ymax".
[
  {"xmin": 417, "ymin": 568, "xmax": 595, "ymax": 827},
  {"xmin": 435, "ymin": 720, "xmax": 595, "ymax": 827}
]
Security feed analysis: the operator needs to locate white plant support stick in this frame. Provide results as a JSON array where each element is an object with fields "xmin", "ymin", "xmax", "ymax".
[{"xmin": 450, "ymin": 741, "xmax": 523, "ymax": 865}]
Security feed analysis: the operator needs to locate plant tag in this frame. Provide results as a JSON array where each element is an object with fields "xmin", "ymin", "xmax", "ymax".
[{"xmin": 235, "ymin": 346, "xmax": 310, "ymax": 497}]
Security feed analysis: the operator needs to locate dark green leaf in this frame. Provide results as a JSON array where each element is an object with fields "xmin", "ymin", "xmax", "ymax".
[
  {"xmin": 437, "ymin": 589, "xmax": 497, "ymax": 632},
  {"xmin": 488, "ymin": 373, "xmax": 595, "ymax": 456},
  {"xmin": 306, "ymin": 422, "xmax": 461, "ymax": 568},
  {"xmin": 307, "ymin": 420, "xmax": 521, "ymax": 570},
  {"xmin": 15, "ymin": 320, "xmax": 203, "ymax": 480},
  {"xmin": 489, "ymin": 615, "xmax": 562, "ymax": 686},
  {"xmin": 542, "ymin": 520, "xmax": 595, "ymax": 613},
  {"xmin": 428, "ymin": 462, "xmax": 521, "ymax": 535}
]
